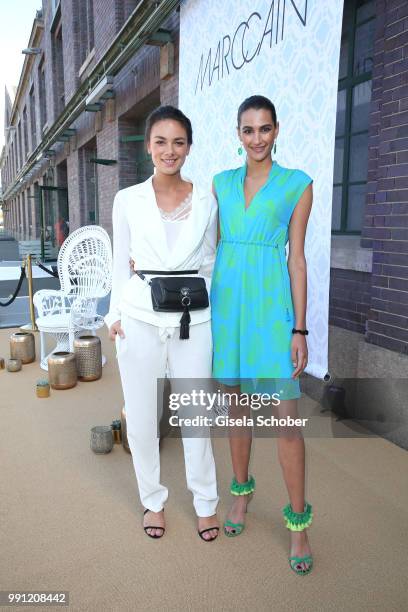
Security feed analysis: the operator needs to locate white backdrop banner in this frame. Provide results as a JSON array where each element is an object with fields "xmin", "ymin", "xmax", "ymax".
[{"xmin": 179, "ymin": 0, "xmax": 344, "ymax": 380}]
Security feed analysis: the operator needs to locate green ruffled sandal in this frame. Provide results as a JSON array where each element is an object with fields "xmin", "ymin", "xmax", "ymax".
[
  {"xmin": 282, "ymin": 502, "xmax": 313, "ymax": 575},
  {"xmin": 224, "ymin": 475, "xmax": 255, "ymax": 537}
]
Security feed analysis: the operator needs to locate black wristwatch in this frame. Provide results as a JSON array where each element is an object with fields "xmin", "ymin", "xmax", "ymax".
[{"xmin": 292, "ymin": 328, "xmax": 309, "ymax": 336}]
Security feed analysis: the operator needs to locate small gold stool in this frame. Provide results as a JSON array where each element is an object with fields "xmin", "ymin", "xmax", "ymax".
[
  {"xmin": 48, "ymin": 352, "xmax": 77, "ymax": 390},
  {"xmin": 10, "ymin": 331, "xmax": 35, "ymax": 364},
  {"xmin": 120, "ymin": 407, "xmax": 131, "ymax": 454},
  {"xmin": 7, "ymin": 358, "xmax": 22, "ymax": 372},
  {"xmin": 73, "ymin": 335, "xmax": 102, "ymax": 381}
]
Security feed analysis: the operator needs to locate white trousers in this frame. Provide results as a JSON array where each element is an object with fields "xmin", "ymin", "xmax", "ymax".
[{"xmin": 116, "ymin": 313, "xmax": 219, "ymax": 517}]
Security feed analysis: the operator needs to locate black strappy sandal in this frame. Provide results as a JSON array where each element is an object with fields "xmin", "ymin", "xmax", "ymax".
[
  {"xmin": 143, "ymin": 509, "xmax": 165, "ymax": 539},
  {"xmin": 198, "ymin": 526, "xmax": 220, "ymax": 542}
]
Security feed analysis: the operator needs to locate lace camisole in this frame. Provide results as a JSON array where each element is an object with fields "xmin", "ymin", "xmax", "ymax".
[{"xmin": 158, "ymin": 191, "xmax": 192, "ymax": 251}]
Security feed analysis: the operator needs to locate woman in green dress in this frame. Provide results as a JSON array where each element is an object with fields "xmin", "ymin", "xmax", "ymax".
[{"xmin": 211, "ymin": 95, "xmax": 314, "ymax": 574}]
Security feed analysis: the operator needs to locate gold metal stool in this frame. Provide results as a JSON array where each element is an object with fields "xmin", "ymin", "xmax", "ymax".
[
  {"xmin": 48, "ymin": 352, "xmax": 77, "ymax": 390},
  {"xmin": 120, "ymin": 407, "xmax": 131, "ymax": 454},
  {"xmin": 10, "ymin": 331, "xmax": 35, "ymax": 364},
  {"xmin": 90, "ymin": 426, "xmax": 113, "ymax": 454},
  {"xmin": 73, "ymin": 335, "xmax": 102, "ymax": 381},
  {"xmin": 7, "ymin": 358, "xmax": 22, "ymax": 372}
]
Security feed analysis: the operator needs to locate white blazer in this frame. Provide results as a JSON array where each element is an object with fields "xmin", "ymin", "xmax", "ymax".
[{"xmin": 104, "ymin": 175, "xmax": 218, "ymax": 329}]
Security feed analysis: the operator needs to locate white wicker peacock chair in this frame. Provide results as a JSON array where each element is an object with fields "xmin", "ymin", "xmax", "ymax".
[{"xmin": 33, "ymin": 225, "xmax": 112, "ymax": 370}]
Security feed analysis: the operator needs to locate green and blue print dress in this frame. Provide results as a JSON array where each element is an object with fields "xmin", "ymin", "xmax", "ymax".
[{"xmin": 211, "ymin": 161, "xmax": 312, "ymax": 399}]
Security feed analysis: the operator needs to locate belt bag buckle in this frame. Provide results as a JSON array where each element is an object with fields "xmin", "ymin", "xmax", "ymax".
[
  {"xmin": 181, "ymin": 287, "xmax": 191, "ymax": 307},
  {"xmin": 150, "ymin": 276, "xmax": 209, "ymax": 312}
]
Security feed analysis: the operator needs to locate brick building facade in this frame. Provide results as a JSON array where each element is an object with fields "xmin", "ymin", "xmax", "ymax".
[
  {"xmin": 329, "ymin": 0, "xmax": 408, "ymax": 355},
  {"xmin": 1, "ymin": 0, "xmax": 408, "ymax": 355},
  {"xmin": 1, "ymin": 0, "xmax": 179, "ymax": 257}
]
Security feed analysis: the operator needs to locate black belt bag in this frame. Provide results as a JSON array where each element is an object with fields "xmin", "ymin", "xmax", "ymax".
[{"xmin": 135, "ymin": 270, "xmax": 209, "ymax": 340}]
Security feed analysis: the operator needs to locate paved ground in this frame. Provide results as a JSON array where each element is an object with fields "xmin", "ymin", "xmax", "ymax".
[
  {"xmin": 1, "ymin": 326, "xmax": 407, "ymax": 612},
  {"xmin": 0, "ymin": 235, "xmax": 20, "ymax": 260}
]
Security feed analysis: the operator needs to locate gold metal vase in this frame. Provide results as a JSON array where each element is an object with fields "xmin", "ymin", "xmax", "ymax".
[
  {"xmin": 73, "ymin": 335, "xmax": 102, "ymax": 381},
  {"xmin": 10, "ymin": 331, "xmax": 35, "ymax": 364},
  {"xmin": 7, "ymin": 358, "xmax": 22, "ymax": 372},
  {"xmin": 48, "ymin": 352, "xmax": 77, "ymax": 390},
  {"xmin": 120, "ymin": 406, "xmax": 131, "ymax": 454},
  {"xmin": 90, "ymin": 426, "xmax": 113, "ymax": 454}
]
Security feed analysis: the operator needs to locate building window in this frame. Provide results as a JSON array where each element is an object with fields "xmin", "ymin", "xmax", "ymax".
[
  {"xmin": 78, "ymin": 0, "xmax": 95, "ymax": 66},
  {"xmin": 38, "ymin": 58, "xmax": 47, "ymax": 131},
  {"xmin": 17, "ymin": 121, "xmax": 23, "ymax": 169},
  {"xmin": 52, "ymin": 13, "xmax": 65, "ymax": 116},
  {"xmin": 22, "ymin": 107, "xmax": 29, "ymax": 158},
  {"xmin": 80, "ymin": 139, "xmax": 99, "ymax": 224},
  {"xmin": 13, "ymin": 140, "xmax": 17, "ymax": 176},
  {"xmin": 11, "ymin": 141, "xmax": 15, "ymax": 178},
  {"xmin": 332, "ymin": 0, "xmax": 376, "ymax": 234},
  {"xmin": 20, "ymin": 191, "xmax": 25, "ymax": 238},
  {"xmin": 29, "ymin": 86, "xmax": 37, "ymax": 149},
  {"xmin": 51, "ymin": 0, "xmax": 60, "ymax": 16}
]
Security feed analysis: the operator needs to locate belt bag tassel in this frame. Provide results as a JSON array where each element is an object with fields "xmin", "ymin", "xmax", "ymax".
[
  {"xmin": 180, "ymin": 299, "xmax": 191, "ymax": 340},
  {"xmin": 135, "ymin": 270, "xmax": 209, "ymax": 340}
]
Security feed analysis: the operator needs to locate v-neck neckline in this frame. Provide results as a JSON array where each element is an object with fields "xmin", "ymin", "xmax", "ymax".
[
  {"xmin": 241, "ymin": 160, "xmax": 279, "ymax": 213},
  {"xmin": 148, "ymin": 176, "xmax": 195, "ymax": 263},
  {"xmin": 152, "ymin": 178, "xmax": 193, "ymax": 215}
]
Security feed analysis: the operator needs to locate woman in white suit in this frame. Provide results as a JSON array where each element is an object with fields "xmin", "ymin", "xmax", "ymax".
[{"xmin": 105, "ymin": 106, "xmax": 219, "ymax": 541}]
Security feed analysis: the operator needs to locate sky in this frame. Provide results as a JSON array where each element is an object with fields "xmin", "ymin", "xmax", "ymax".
[{"xmin": 0, "ymin": 0, "xmax": 43, "ymax": 153}]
